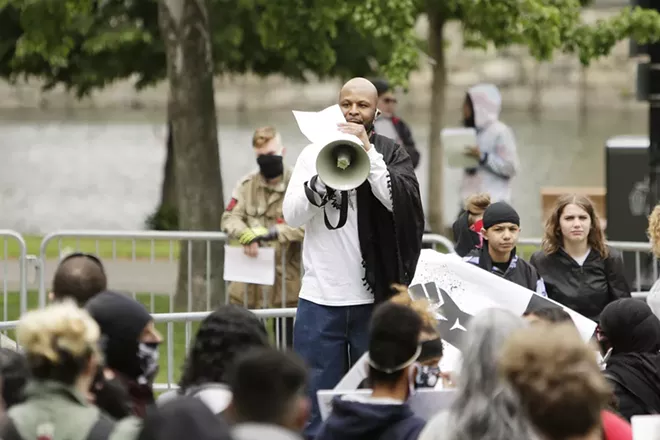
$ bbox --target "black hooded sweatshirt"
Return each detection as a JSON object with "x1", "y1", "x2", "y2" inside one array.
[
  {"x1": 601, "y1": 298, "x2": 660, "y2": 421},
  {"x1": 86, "y1": 290, "x2": 156, "y2": 418},
  {"x1": 315, "y1": 396, "x2": 425, "y2": 440}
]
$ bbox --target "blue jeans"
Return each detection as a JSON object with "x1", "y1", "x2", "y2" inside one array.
[{"x1": 293, "y1": 298, "x2": 373, "y2": 440}]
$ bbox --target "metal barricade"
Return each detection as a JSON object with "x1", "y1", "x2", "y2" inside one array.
[
  {"x1": 38, "y1": 230, "x2": 233, "y2": 312},
  {"x1": 38, "y1": 230, "x2": 298, "y2": 348},
  {"x1": 422, "y1": 233, "x2": 456, "y2": 254},
  {"x1": 0, "y1": 231, "x2": 28, "y2": 325}
]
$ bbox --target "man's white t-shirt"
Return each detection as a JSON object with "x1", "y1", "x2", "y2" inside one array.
[{"x1": 282, "y1": 142, "x2": 393, "y2": 307}]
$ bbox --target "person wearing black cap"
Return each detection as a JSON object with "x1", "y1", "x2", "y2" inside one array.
[
  {"x1": 85, "y1": 290, "x2": 163, "y2": 419},
  {"x1": 370, "y1": 78, "x2": 420, "y2": 169},
  {"x1": 463, "y1": 202, "x2": 546, "y2": 296}
]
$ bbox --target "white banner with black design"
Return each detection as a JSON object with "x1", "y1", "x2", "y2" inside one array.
[{"x1": 331, "y1": 249, "x2": 597, "y2": 395}]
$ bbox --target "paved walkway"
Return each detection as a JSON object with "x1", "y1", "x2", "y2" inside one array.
[{"x1": 0, "y1": 258, "x2": 178, "y2": 294}]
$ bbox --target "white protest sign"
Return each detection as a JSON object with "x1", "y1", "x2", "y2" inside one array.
[{"x1": 333, "y1": 250, "x2": 597, "y2": 396}]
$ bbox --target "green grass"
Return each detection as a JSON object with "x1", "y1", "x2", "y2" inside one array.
[
  {"x1": 0, "y1": 234, "x2": 543, "y2": 261},
  {"x1": 0, "y1": 291, "x2": 281, "y2": 388},
  {"x1": 0, "y1": 235, "x2": 182, "y2": 260}
]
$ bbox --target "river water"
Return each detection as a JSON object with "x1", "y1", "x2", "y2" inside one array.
[{"x1": 0, "y1": 106, "x2": 647, "y2": 237}]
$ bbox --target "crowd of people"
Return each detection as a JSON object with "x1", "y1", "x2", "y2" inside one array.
[
  {"x1": 0, "y1": 76, "x2": 659, "y2": 440},
  {"x1": 0, "y1": 254, "x2": 656, "y2": 440}
]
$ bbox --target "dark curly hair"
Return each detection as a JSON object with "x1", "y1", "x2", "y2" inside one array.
[{"x1": 178, "y1": 305, "x2": 269, "y2": 391}]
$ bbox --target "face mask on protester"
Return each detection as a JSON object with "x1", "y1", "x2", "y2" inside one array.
[
  {"x1": 257, "y1": 154, "x2": 284, "y2": 180},
  {"x1": 415, "y1": 365, "x2": 441, "y2": 389},
  {"x1": 137, "y1": 342, "x2": 160, "y2": 385}
]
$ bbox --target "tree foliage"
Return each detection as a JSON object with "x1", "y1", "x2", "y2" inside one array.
[{"x1": 0, "y1": 0, "x2": 410, "y2": 96}]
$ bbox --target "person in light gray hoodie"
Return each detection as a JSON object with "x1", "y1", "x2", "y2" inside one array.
[{"x1": 460, "y1": 83, "x2": 519, "y2": 205}]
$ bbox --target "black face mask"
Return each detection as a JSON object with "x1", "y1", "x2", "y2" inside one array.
[{"x1": 257, "y1": 154, "x2": 284, "y2": 180}]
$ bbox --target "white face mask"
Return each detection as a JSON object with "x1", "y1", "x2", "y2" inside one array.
[{"x1": 137, "y1": 342, "x2": 160, "y2": 385}]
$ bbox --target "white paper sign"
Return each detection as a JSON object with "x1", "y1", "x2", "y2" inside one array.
[
  {"x1": 223, "y1": 245, "x2": 276, "y2": 286},
  {"x1": 292, "y1": 104, "x2": 363, "y2": 147},
  {"x1": 441, "y1": 127, "x2": 479, "y2": 168},
  {"x1": 318, "y1": 388, "x2": 457, "y2": 421}
]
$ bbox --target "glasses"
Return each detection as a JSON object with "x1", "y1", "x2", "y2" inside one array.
[
  {"x1": 58, "y1": 252, "x2": 106, "y2": 275},
  {"x1": 383, "y1": 97, "x2": 397, "y2": 104}
]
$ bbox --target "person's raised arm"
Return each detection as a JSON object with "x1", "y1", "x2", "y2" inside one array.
[{"x1": 283, "y1": 145, "x2": 326, "y2": 228}]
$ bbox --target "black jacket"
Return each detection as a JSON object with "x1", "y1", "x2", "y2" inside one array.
[
  {"x1": 391, "y1": 117, "x2": 420, "y2": 169},
  {"x1": 529, "y1": 246, "x2": 631, "y2": 321},
  {"x1": 465, "y1": 246, "x2": 545, "y2": 295},
  {"x1": 316, "y1": 396, "x2": 425, "y2": 440},
  {"x1": 452, "y1": 210, "x2": 481, "y2": 257},
  {"x1": 601, "y1": 298, "x2": 660, "y2": 421}
]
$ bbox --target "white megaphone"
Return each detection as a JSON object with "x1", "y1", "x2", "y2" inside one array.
[{"x1": 316, "y1": 132, "x2": 371, "y2": 191}]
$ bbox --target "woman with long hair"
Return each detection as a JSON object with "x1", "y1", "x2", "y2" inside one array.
[
  {"x1": 645, "y1": 203, "x2": 660, "y2": 318},
  {"x1": 530, "y1": 194, "x2": 630, "y2": 321},
  {"x1": 418, "y1": 309, "x2": 536, "y2": 440}
]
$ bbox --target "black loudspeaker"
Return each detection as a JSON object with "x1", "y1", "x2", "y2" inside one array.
[{"x1": 605, "y1": 135, "x2": 654, "y2": 291}]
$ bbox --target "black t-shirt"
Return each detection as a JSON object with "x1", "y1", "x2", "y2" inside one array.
[{"x1": 492, "y1": 260, "x2": 510, "y2": 274}]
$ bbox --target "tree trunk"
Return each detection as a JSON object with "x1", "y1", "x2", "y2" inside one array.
[
  {"x1": 529, "y1": 61, "x2": 542, "y2": 122},
  {"x1": 158, "y1": 0, "x2": 225, "y2": 311},
  {"x1": 578, "y1": 65, "x2": 588, "y2": 135},
  {"x1": 160, "y1": 121, "x2": 177, "y2": 211},
  {"x1": 426, "y1": 8, "x2": 447, "y2": 233}
]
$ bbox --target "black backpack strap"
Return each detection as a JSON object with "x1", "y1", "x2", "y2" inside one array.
[
  {"x1": 0, "y1": 417, "x2": 23, "y2": 440},
  {"x1": 86, "y1": 415, "x2": 115, "y2": 440}
]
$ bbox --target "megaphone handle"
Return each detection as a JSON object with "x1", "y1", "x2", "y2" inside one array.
[{"x1": 304, "y1": 175, "x2": 349, "y2": 230}]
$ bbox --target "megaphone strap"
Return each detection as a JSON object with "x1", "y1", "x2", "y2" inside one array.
[
  {"x1": 304, "y1": 175, "x2": 349, "y2": 230},
  {"x1": 322, "y1": 191, "x2": 348, "y2": 230}
]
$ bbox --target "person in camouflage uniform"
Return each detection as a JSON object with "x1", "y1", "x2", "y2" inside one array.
[{"x1": 221, "y1": 126, "x2": 304, "y2": 310}]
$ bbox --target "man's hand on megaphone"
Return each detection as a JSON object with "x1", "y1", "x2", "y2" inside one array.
[{"x1": 337, "y1": 122, "x2": 372, "y2": 152}]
